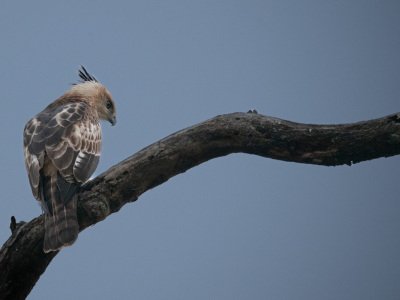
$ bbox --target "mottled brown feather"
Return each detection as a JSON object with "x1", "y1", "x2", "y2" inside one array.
[{"x1": 24, "y1": 91, "x2": 107, "y2": 252}]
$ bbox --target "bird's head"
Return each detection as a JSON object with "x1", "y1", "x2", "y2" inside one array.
[
  {"x1": 93, "y1": 85, "x2": 116, "y2": 126},
  {"x1": 70, "y1": 66, "x2": 117, "y2": 126}
]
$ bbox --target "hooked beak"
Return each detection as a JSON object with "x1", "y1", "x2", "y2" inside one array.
[{"x1": 109, "y1": 116, "x2": 116, "y2": 126}]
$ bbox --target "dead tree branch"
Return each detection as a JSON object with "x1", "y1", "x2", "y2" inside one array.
[{"x1": 1, "y1": 111, "x2": 400, "y2": 299}]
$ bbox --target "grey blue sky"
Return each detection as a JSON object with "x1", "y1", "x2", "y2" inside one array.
[{"x1": 1, "y1": 1, "x2": 399, "y2": 299}]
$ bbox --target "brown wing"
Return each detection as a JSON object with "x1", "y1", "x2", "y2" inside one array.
[
  {"x1": 24, "y1": 101, "x2": 102, "y2": 202},
  {"x1": 24, "y1": 117, "x2": 44, "y2": 200}
]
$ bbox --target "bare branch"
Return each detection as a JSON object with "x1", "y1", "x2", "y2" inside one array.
[{"x1": 1, "y1": 112, "x2": 399, "y2": 299}]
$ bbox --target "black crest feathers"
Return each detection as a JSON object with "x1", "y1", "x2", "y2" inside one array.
[{"x1": 78, "y1": 65, "x2": 98, "y2": 83}]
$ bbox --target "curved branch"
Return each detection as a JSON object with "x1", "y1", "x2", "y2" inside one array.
[{"x1": 1, "y1": 111, "x2": 400, "y2": 299}]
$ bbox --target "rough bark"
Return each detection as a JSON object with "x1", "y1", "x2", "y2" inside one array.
[{"x1": 1, "y1": 111, "x2": 400, "y2": 299}]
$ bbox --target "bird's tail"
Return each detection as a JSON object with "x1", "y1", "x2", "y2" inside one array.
[{"x1": 42, "y1": 174, "x2": 79, "y2": 253}]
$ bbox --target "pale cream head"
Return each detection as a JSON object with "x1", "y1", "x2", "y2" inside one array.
[{"x1": 69, "y1": 81, "x2": 116, "y2": 125}]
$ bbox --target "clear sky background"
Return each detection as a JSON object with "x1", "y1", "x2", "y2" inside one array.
[{"x1": 1, "y1": 1, "x2": 399, "y2": 299}]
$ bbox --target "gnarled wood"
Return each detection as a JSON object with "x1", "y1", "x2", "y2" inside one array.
[{"x1": 1, "y1": 111, "x2": 399, "y2": 299}]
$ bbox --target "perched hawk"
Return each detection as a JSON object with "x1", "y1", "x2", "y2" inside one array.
[{"x1": 23, "y1": 66, "x2": 116, "y2": 253}]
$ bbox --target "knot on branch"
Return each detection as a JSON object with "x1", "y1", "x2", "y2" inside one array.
[
  {"x1": 389, "y1": 113, "x2": 400, "y2": 124},
  {"x1": 9, "y1": 216, "x2": 26, "y2": 234},
  {"x1": 79, "y1": 194, "x2": 110, "y2": 226}
]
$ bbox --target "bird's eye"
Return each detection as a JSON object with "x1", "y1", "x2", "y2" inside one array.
[{"x1": 106, "y1": 100, "x2": 113, "y2": 110}]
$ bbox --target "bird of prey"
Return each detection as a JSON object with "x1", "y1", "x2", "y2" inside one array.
[{"x1": 23, "y1": 66, "x2": 116, "y2": 253}]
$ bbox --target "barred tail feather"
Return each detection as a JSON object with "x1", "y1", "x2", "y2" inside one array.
[
  {"x1": 43, "y1": 197, "x2": 78, "y2": 252},
  {"x1": 42, "y1": 173, "x2": 79, "y2": 253}
]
